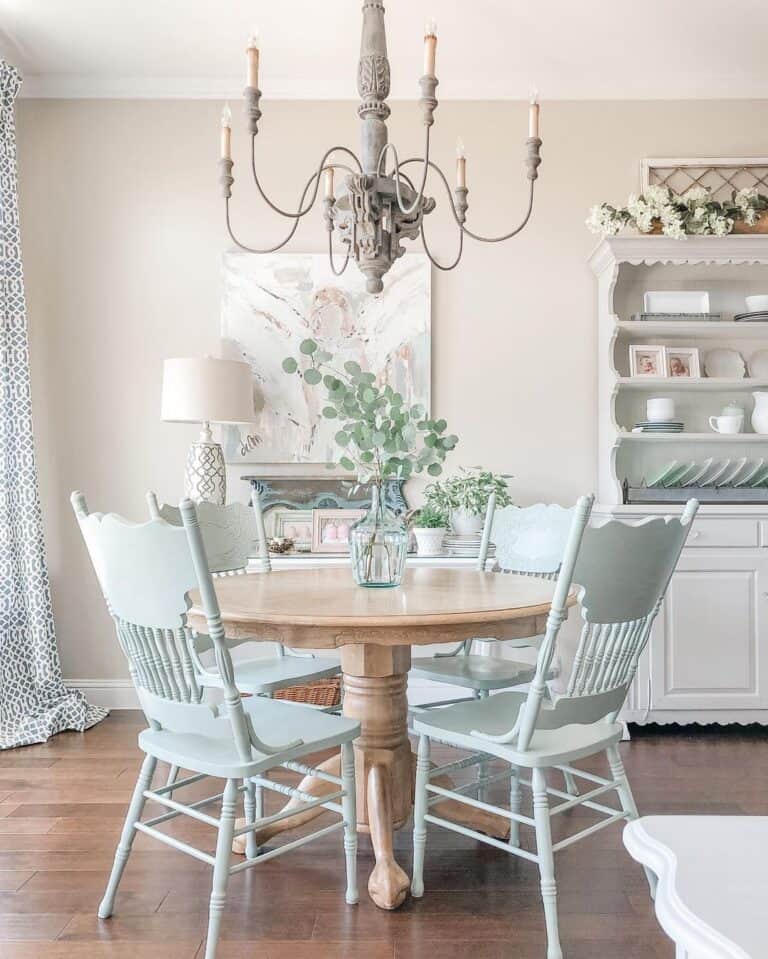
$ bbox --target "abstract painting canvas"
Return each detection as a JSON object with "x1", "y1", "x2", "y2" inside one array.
[{"x1": 220, "y1": 251, "x2": 430, "y2": 464}]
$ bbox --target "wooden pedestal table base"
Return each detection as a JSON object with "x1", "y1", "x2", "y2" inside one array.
[
  {"x1": 188, "y1": 566, "x2": 563, "y2": 910},
  {"x1": 235, "y1": 645, "x2": 511, "y2": 910}
]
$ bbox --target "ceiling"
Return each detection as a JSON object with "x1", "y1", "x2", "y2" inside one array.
[{"x1": 2, "y1": 0, "x2": 768, "y2": 100}]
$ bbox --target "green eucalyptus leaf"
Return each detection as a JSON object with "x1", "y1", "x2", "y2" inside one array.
[
  {"x1": 335, "y1": 430, "x2": 350, "y2": 446},
  {"x1": 282, "y1": 357, "x2": 298, "y2": 374},
  {"x1": 299, "y1": 339, "x2": 318, "y2": 355},
  {"x1": 340, "y1": 456, "x2": 355, "y2": 471},
  {"x1": 434, "y1": 418, "x2": 447, "y2": 433},
  {"x1": 344, "y1": 360, "x2": 362, "y2": 377},
  {"x1": 315, "y1": 350, "x2": 332, "y2": 363},
  {"x1": 410, "y1": 403, "x2": 425, "y2": 420},
  {"x1": 427, "y1": 463, "x2": 442, "y2": 476},
  {"x1": 362, "y1": 387, "x2": 375, "y2": 404},
  {"x1": 360, "y1": 450, "x2": 375, "y2": 463},
  {"x1": 304, "y1": 368, "x2": 322, "y2": 385},
  {"x1": 322, "y1": 406, "x2": 338, "y2": 418},
  {"x1": 424, "y1": 433, "x2": 437, "y2": 447}
]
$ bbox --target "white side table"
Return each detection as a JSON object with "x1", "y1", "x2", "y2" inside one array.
[{"x1": 624, "y1": 816, "x2": 767, "y2": 959}]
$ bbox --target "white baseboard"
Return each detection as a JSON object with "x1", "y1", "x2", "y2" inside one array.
[{"x1": 65, "y1": 677, "x2": 461, "y2": 710}]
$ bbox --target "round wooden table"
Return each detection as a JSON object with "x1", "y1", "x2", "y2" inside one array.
[{"x1": 188, "y1": 566, "x2": 561, "y2": 910}]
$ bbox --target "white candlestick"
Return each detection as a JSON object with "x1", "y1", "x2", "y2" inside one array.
[
  {"x1": 220, "y1": 102, "x2": 232, "y2": 160},
  {"x1": 423, "y1": 19, "x2": 437, "y2": 77},
  {"x1": 324, "y1": 166, "x2": 335, "y2": 199},
  {"x1": 246, "y1": 30, "x2": 260, "y2": 88},
  {"x1": 528, "y1": 88, "x2": 540, "y2": 138},
  {"x1": 456, "y1": 137, "x2": 466, "y2": 189}
]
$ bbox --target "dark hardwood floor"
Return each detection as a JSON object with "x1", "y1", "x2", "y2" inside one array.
[{"x1": 1, "y1": 712, "x2": 765, "y2": 958}]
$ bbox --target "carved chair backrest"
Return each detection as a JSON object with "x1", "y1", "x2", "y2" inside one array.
[
  {"x1": 146, "y1": 490, "x2": 271, "y2": 575},
  {"x1": 511, "y1": 498, "x2": 699, "y2": 752},
  {"x1": 72, "y1": 495, "x2": 294, "y2": 759},
  {"x1": 479, "y1": 496, "x2": 576, "y2": 580}
]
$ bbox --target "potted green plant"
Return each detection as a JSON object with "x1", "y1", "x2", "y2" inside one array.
[
  {"x1": 283, "y1": 340, "x2": 459, "y2": 586},
  {"x1": 410, "y1": 504, "x2": 449, "y2": 556},
  {"x1": 425, "y1": 467, "x2": 512, "y2": 535}
]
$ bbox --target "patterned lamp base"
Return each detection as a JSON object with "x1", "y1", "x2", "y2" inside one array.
[{"x1": 184, "y1": 441, "x2": 226, "y2": 505}]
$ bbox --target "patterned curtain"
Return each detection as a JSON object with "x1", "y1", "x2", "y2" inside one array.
[{"x1": 0, "y1": 61, "x2": 107, "y2": 748}]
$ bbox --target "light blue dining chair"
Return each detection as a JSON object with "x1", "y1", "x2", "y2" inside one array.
[
  {"x1": 73, "y1": 496, "x2": 359, "y2": 959},
  {"x1": 411, "y1": 496, "x2": 699, "y2": 959},
  {"x1": 410, "y1": 493, "x2": 580, "y2": 799},
  {"x1": 146, "y1": 489, "x2": 341, "y2": 702}
]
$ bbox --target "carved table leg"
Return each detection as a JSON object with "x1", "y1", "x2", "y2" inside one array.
[{"x1": 341, "y1": 644, "x2": 413, "y2": 910}]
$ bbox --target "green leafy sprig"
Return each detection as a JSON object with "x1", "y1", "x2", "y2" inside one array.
[
  {"x1": 425, "y1": 467, "x2": 513, "y2": 515},
  {"x1": 282, "y1": 339, "x2": 458, "y2": 485}
]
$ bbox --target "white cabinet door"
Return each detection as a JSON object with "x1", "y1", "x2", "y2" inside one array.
[{"x1": 649, "y1": 552, "x2": 768, "y2": 711}]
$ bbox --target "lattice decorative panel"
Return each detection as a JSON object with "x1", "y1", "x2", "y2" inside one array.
[{"x1": 641, "y1": 157, "x2": 768, "y2": 200}]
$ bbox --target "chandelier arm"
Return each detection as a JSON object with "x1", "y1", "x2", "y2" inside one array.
[
  {"x1": 223, "y1": 171, "x2": 317, "y2": 253},
  {"x1": 397, "y1": 157, "x2": 537, "y2": 242},
  {"x1": 377, "y1": 127, "x2": 431, "y2": 216},
  {"x1": 327, "y1": 232, "x2": 351, "y2": 276},
  {"x1": 250, "y1": 139, "x2": 362, "y2": 220},
  {"x1": 420, "y1": 222, "x2": 464, "y2": 271}
]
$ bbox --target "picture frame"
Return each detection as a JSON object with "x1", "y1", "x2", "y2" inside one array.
[
  {"x1": 269, "y1": 508, "x2": 313, "y2": 552},
  {"x1": 665, "y1": 346, "x2": 700, "y2": 379},
  {"x1": 629, "y1": 344, "x2": 666, "y2": 377},
  {"x1": 311, "y1": 509, "x2": 365, "y2": 553}
]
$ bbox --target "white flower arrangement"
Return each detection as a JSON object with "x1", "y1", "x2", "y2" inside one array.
[{"x1": 587, "y1": 186, "x2": 767, "y2": 238}]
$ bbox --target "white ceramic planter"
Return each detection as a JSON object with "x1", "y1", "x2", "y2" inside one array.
[
  {"x1": 412, "y1": 527, "x2": 446, "y2": 555},
  {"x1": 450, "y1": 509, "x2": 484, "y2": 536}
]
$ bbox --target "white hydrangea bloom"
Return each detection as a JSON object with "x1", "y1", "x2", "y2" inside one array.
[
  {"x1": 745, "y1": 207, "x2": 759, "y2": 226},
  {"x1": 586, "y1": 204, "x2": 621, "y2": 235},
  {"x1": 735, "y1": 187, "x2": 758, "y2": 211},
  {"x1": 686, "y1": 186, "x2": 710, "y2": 203},
  {"x1": 708, "y1": 213, "x2": 733, "y2": 237}
]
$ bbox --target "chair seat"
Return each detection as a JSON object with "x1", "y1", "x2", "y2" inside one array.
[
  {"x1": 199, "y1": 655, "x2": 340, "y2": 694},
  {"x1": 139, "y1": 695, "x2": 359, "y2": 778},
  {"x1": 413, "y1": 690, "x2": 623, "y2": 767},
  {"x1": 410, "y1": 653, "x2": 536, "y2": 690}
]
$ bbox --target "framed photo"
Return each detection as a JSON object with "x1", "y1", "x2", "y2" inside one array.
[
  {"x1": 666, "y1": 346, "x2": 700, "y2": 379},
  {"x1": 269, "y1": 508, "x2": 313, "y2": 552},
  {"x1": 311, "y1": 509, "x2": 365, "y2": 553},
  {"x1": 629, "y1": 344, "x2": 665, "y2": 377}
]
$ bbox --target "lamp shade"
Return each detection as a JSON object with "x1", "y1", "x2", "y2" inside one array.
[{"x1": 161, "y1": 357, "x2": 254, "y2": 424}]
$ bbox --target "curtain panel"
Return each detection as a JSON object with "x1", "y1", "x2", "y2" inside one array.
[{"x1": 0, "y1": 60, "x2": 107, "y2": 748}]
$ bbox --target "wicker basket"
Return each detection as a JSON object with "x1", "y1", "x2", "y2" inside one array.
[{"x1": 273, "y1": 675, "x2": 342, "y2": 707}]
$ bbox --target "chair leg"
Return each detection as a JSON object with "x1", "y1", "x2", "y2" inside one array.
[
  {"x1": 476, "y1": 689, "x2": 490, "y2": 802},
  {"x1": 607, "y1": 744, "x2": 657, "y2": 900},
  {"x1": 509, "y1": 764, "x2": 521, "y2": 847},
  {"x1": 563, "y1": 770, "x2": 579, "y2": 796},
  {"x1": 532, "y1": 767, "x2": 563, "y2": 959},
  {"x1": 341, "y1": 741, "x2": 358, "y2": 905},
  {"x1": 98, "y1": 754, "x2": 157, "y2": 919},
  {"x1": 411, "y1": 734, "x2": 431, "y2": 898},
  {"x1": 204, "y1": 777, "x2": 237, "y2": 959},
  {"x1": 242, "y1": 778, "x2": 259, "y2": 860},
  {"x1": 165, "y1": 764, "x2": 179, "y2": 800}
]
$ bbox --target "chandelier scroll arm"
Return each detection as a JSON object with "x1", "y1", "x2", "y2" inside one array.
[
  {"x1": 224, "y1": 171, "x2": 316, "y2": 254},
  {"x1": 396, "y1": 158, "x2": 464, "y2": 270},
  {"x1": 250, "y1": 140, "x2": 362, "y2": 220},
  {"x1": 378, "y1": 127, "x2": 431, "y2": 217}
]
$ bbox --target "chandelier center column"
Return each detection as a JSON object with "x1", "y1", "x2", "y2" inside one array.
[{"x1": 357, "y1": 1, "x2": 391, "y2": 174}]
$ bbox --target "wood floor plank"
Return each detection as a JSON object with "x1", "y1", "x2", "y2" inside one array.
[{"x1": 0, "y1": 712, "x2": 761, "y2": 959}]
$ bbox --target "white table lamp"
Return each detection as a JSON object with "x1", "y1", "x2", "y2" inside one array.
[{"x1": 161, "y1": 356, "x2": 254, "y2": 504}]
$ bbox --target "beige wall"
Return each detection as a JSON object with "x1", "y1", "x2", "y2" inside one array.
[{"x1": 15, "y1": 97, "x2": 768, "y2": 682}]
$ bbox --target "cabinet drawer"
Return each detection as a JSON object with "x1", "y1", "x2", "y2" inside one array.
[{"x1": 686, "y1": 519, "x2": 758, "y2": 548}]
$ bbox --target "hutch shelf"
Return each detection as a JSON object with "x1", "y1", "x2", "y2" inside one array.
[{"x1": 590, "y1": 235, "x2": 768, "y2": 725}]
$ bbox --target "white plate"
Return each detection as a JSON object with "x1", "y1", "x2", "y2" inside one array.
[
  {"x1": 735, "y1": 459, "x2": 764, "y2": 487},
  {"x1": 748, "y1": 350, "x2": 768, "y2": 378},
  {"x1": 682, "y1": 458, "x2": 714, "y2": 487},
  {"x1": 751, "y1": 464, "x2": 768, "y2": 488},
  {"x1": 643, "y1": 291, "x2": 710, "y2": 313},
  {"x1": 662, "y1": 462, "x2": 696, "y2": 487},
  {"x1": 700, "y1": 459, "x2": 730, "y2": 487},
  {"x1": 704, "y1": 349, "x2": 746, "y2": 379},
  {"x1": 646, "y1": 460, "x2": 679, "y2": 488},
  {"x1": 717, "y1": 457, "x2": 748, "y2": 488}
]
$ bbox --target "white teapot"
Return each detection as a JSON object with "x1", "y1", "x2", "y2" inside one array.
[{"x1": 752, "y1": 392, "x2": 768, "y2": 434}]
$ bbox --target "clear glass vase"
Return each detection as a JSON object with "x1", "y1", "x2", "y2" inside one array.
[{"x1": 349, "y1": 483, "x2": 408, "y2": 588}]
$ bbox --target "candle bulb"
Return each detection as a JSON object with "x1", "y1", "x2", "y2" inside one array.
[
  {"x1": 423, "y1": 18, "x2": 437, "y2": 77},
  {"x1": 528, "y1": 88, "x2": 540, "y2": 139},
  {"x1": 220, "y1": 102, "x2": 232, "y2": 160},
  {"x1": 324, "y1": 166, "x2": 334, "y2": 199},
  {"x1": 456, "y1": 137, "x2": 466, "y2": 189},
  {"x1": 246, "y1": 29, "x2": 260, "y2": 88}
]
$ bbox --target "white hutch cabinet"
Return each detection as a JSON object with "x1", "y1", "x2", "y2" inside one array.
[{"x1": 590, "y1": 235, "x2": 768, "y2": 724}]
